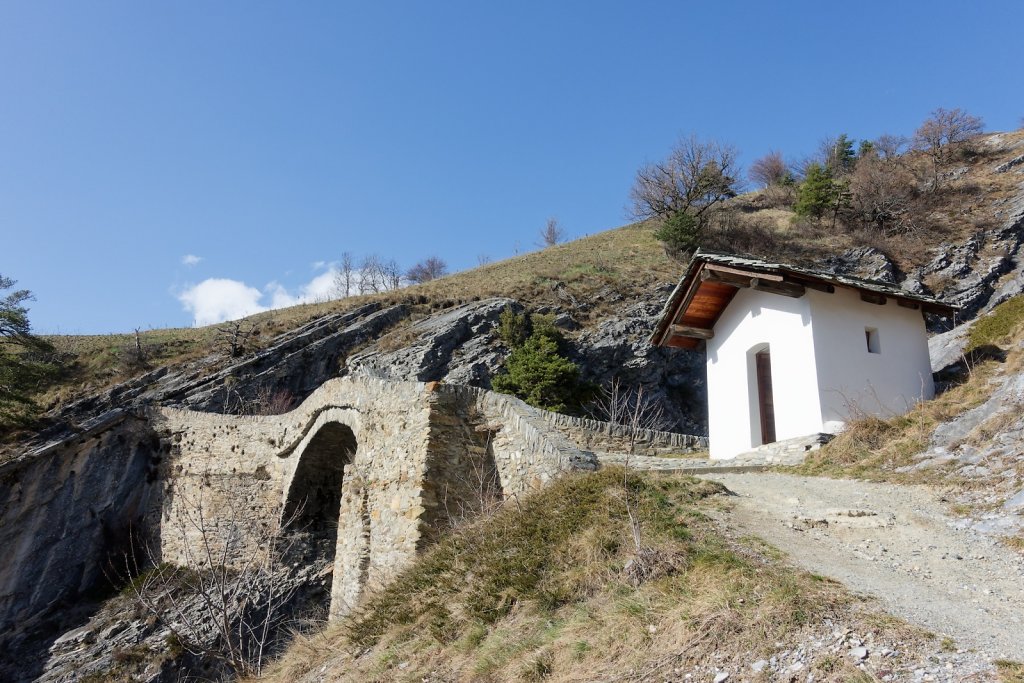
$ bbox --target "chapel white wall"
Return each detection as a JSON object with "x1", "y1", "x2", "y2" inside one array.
[
  {"x1": 808, "y1": 288, "x2": 934, "y2": 432},
  {"x1": 705, "y1": 288, "x2": 823, "y2": 460}
]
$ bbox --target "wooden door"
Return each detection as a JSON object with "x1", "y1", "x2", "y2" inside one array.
[{"x1": 755, "y1": 350, "x2": 776, "y2": 445}]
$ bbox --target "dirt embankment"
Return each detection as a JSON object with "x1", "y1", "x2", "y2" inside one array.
[{"x1": 703, "y1": 472, "x2": 1024, "y2": 661}]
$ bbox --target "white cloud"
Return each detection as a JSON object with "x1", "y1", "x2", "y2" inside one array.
[
  {"x1": 266, "y1": 269, "x2": 339, "y2": 308},
  {"x1": 181, "y1": 254, "x2": 203, "y2": 267},
  {"x1": 177, "y1": 269, "x2": 342, "y2": 326},
  {"x1": 178, "y1": 278, "x2": 267, "y2": 326}
]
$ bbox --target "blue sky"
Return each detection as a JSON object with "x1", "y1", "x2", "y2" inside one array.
[{"x1": 2, "y1": 1, "x2": 1022, "y2": 333}]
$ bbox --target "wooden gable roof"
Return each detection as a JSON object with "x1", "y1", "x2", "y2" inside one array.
[{"x1": 651, "y1": 251, "x2": 957, "y2": 350}]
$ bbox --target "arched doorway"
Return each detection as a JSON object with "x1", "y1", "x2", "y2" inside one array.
[{"x1": 283, "y1": 422, "x2": 357, "y2": 560}]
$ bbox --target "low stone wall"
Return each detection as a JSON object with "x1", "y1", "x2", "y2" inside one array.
[{"x1": 539, "y1": 411, "x2": 707, "y2": 456}]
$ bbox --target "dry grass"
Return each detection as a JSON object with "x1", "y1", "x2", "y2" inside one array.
[
  {"x1": 1001, "y1": 535, "x2": 1024, "y2": 555},
  {"x1": 997, "y1": 660, "x2": 1024, "y2": 683},
  {"x1": 793, "y1": 360, "x2": 1000, "y2": 485},
  {"x1": 254, "y1": 469, "x2": 930, "y2": 683}
]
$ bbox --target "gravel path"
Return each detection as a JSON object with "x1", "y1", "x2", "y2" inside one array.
[{"x1": 700, "y1": 472, "x2": 1024, "y2": 661}]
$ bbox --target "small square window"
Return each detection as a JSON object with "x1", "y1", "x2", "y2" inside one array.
[{"x1": 865, "y1": 327, "x2": 881, "y2": 354}]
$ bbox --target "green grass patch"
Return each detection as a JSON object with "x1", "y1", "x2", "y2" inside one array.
[{"x1": 967, "y1": 294, "x2": 1024, "y2": 352}]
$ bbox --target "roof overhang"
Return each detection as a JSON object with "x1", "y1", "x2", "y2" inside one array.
[{"x1": 651, "y1": 250, "x2": 958, "y2": 350}]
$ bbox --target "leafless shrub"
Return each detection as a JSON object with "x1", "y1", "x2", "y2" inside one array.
[
  {"x1": 121, "y1": 327, "x2": 155, "y2": 372},
  {"x1": 701, "y1": 214, "x2": 785, "y2": 258},
  {"x1": 848, "y1": 152, "x2": 919, "y2": 235},
  {"x1": 123, "y1": 484, "x2": 303, "y2": 677},
  {"x1": 406, "y1": 256, "x2": 448, "y2": 284},
  {"x1": 748, "y1": 150, "x2": 789, "y2": 188},
  {"x1": 589, "y1": 379, "x2": 667, "y2": 559},
  {"x1": 623, "y1": 545, "x2": 686, "y2": 587},
  {"x1": 761, "y1": 182, "x2": 797, "y2": 208},
  {"x1": 216, "y1": 320, "x2": 259, "y2": 358},
  {"x1": 441, "y1": 429, "x2": 508, "y2": 528},
  {"x1": 476, "y1": 253, "x2": 492, "y2": 266},
  {"x1": 538, "y1": 217, "x2": 565, "y2": 247},
  {"x1": 246, "y1": 386, "x2": 295, "y2": 415}
]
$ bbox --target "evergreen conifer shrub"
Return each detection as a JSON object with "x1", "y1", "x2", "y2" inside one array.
[{"x1": 492, "y1": 313, "x2": 588, "y2": 412}]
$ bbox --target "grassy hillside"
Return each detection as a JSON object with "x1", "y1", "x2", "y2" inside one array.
[
  {"x1": 255, "y1": 469, "x2": 931, "y2": 682},
  {"x1": 28, "y1": 221, "x2": 676, "y2": 415}
]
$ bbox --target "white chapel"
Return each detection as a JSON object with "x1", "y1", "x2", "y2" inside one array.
[{"x1": 652, "y1": 251, "x2": 955, "y2": 460}]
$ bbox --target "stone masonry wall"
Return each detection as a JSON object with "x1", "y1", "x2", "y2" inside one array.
[
  {"x1": 153, "y1": 376, "x2": 600, "y2": 620},
  {"x1": 538, "y1": 412, "x2": 708, "y2": 456}
]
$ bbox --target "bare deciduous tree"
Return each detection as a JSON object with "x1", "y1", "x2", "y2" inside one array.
[
  {"x1": 333, "y1": 252, "x2": 356, "y2": 298},
  {"x1": 629, "y1": 135, "x2": 742, "y2": 224},
  {"x1": 476, "y1": 253, "x2": 492, "y2": 266},
  {"x1": 538, "y1": 217, "x2": 565, "y2": 247},
  {"x1": 380, "y1": 258, "x2": 403, "y2": 291},
  {"x1": 215, "y1": 320, "x2": 259, "y2": 358},
  {"x1": 914, "y1": 107, "x2": 985, "y2": 152},
  {"x1": 358, "y1": 254, "x2": 383, "y2": 294},
  {"x1": 874, "y1": 133, "x2": 909, "y2": 159},
  {"x1": 406, "y1": 256, "x2": 448, "y2": 284},
  {"x1": 914, "y1": 107, "x2": 985, "y2": 185},
  {"x1": 748, "y1": 150, "x2": 789, "y2": 188}
]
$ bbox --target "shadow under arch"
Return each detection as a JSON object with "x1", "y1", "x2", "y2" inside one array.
[{"x1": 283, "y1": 421, "x2": 357, "y2": 560}]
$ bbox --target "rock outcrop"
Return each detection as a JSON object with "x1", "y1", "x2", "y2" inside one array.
[
  {"x1": 573, "y1": 289, "x2": 706, "y2": 435},
  {"x1": 345, "y1": 298, "x2": 519, "y2": 387}
]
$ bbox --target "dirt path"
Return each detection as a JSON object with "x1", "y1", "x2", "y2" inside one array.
[{"x1": 699, "y1": 472, "x2": 1024, "y2": 661}]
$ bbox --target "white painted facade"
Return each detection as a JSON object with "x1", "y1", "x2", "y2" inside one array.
[{"x1": 706, "y1": 287, "x2": 934, "y2": 460}]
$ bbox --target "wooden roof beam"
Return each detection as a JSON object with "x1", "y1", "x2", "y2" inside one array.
[
  {"x1": 704, "y1": 263, "x2": 783, "y2": 281},
  {"x1": 751, "y1": 278, "x2": 805, "y2": 298},
  {"x1": 670, "y1": 324, "x2": 714, "y2": 340},
  {"x1": 860, "y1": 291, "x2": 887, "y2": 306},
  {"x1": 701, "y1": 270, "x2": 805, "y2": 298},
  {"x1": 796, "y1": 279, "x2": 836, "y2": 294}
]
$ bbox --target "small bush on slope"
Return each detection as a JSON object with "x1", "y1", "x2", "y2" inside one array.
[
  {"x1": 492, "y1": 314, "x2": 591, "y2": 413},
  {"x1": 258, "y1": 469, "x2": 928, "y2": 683}
]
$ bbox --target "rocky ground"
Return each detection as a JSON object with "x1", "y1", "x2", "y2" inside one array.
[{"x1": 3, "y1": 550, "x2": 333, "y2": 683}]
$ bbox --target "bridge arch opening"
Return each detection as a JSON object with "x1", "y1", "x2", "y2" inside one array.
[{"x1": 283, "y1": 422, "x2": 357, "y2": 560}]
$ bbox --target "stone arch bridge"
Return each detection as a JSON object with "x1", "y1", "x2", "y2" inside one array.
[
  {"x1": 0, "y1": 376, "x2": 704, "y2": 637},
  {"x1": 153, "y1": 376, "x2": 604, "y2": 618}
]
